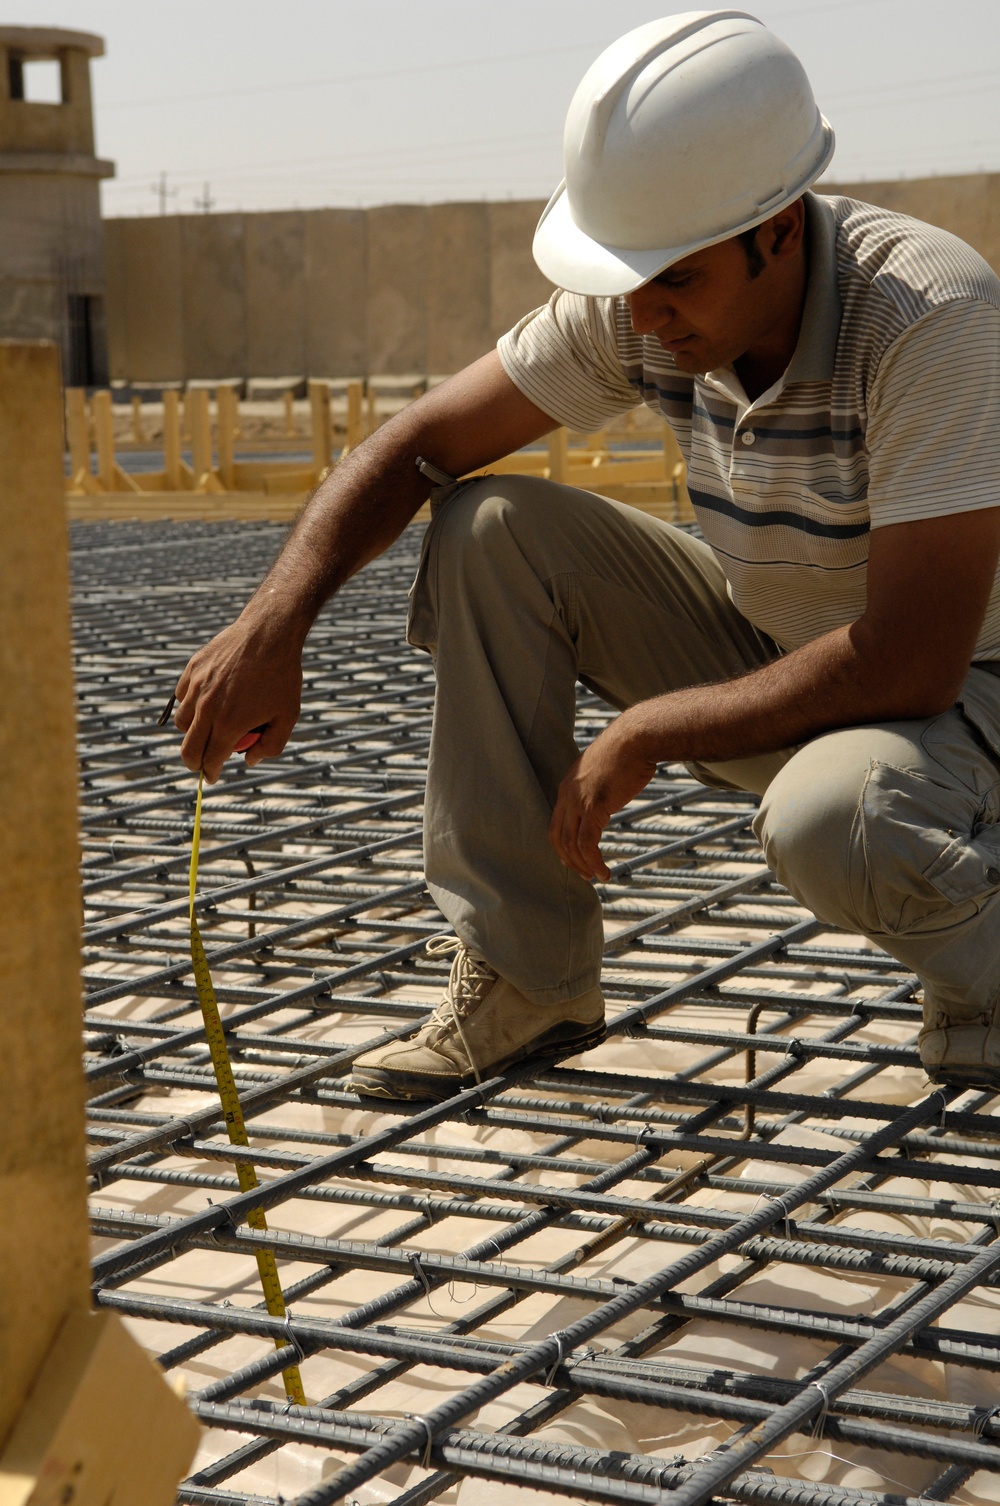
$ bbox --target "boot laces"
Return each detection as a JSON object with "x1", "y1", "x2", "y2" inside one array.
[{"x1": 424, "y1": 936, "x2": 497, "y2": 1082}]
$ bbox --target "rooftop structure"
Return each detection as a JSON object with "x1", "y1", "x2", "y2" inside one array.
[{"x1": 0, "y1": 25, "x2": 114, "y2": 384}]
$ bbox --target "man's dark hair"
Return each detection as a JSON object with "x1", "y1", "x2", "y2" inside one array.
[{"x1": 737, "y1": 226, "x2": 766, "y2": 279}]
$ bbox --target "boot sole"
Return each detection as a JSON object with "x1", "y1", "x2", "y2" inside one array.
[
  {"x1": 926, "y1": 1064, "x2": 1000, "y2": 1094},
  {"x1": 351, "y1": 1019, "x2": 607, "y2": 1103}
]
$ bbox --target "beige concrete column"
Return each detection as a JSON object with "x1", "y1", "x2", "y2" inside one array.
[
  {"x1": 0, "y1": 341, "x2": 198, "y2": 1501},
  {"x1": 0, "y1": 339, "x2": 90, "y2": 1446}
]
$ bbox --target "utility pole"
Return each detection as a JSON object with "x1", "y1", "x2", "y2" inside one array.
[
  {"x1": 193, "y1": 181, "x2": 215, "y2": 213},
  {"x1": 151, "y1": 171, "x2": 178, "y2": 215}
]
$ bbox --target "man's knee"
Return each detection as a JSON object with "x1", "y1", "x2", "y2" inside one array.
[
  {"x1": 428, "y1": 475, "x2": 566, "y2": 569},
  {"x1": 754, "y1": 738, "x2": 868, "y2": 930},
  {"x1": 409, "y1": 476, "x2": 577, "y2": 652}
]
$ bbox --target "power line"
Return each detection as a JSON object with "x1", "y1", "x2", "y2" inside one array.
[
  {"x1": 98, "y1": 39, "x2": 610, "y2": 112},
  {"x1": 107, "y1": 130, "x2": 562, "y2": 186},
  {"x1": 102, "y1": 66, "x2": 999, "y2": 196}
]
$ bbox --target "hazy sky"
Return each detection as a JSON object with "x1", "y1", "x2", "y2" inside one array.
[{"x1": 15, "y1": 0, "x2": 1000, "y2": 217}]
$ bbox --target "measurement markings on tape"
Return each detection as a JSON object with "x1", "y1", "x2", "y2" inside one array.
[{"x1": 188, "y1": 772, "x2": 306, "y2": 1406}]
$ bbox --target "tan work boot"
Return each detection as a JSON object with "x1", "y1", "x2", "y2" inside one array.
[
  {"x1": 919, "y1": 996, "x2": 1000, "y2": 1092},
  {"x1": 350, "y1": 936, "x2": 605, "y2": 1101}
]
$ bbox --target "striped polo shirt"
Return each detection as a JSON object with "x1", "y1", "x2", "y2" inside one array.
[{"x1": 497, "y1": 193, "x2": 1000, "y2": 657}]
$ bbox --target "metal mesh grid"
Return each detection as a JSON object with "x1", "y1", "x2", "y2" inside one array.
[{"x1": 74, "y1": 520, "x2": 1000, "y2": 1506}]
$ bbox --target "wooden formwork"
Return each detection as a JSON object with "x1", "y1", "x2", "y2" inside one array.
[{"x1": 65, "y1": 380, "x2": 694, "y2": 526}]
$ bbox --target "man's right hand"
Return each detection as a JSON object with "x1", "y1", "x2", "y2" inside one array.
[
  {"x1": 172, "y1": 606, "x2": 305, "y2": 783},
  {"x1": 168, "y1": 352, "x2": 556, "y2": 782}
]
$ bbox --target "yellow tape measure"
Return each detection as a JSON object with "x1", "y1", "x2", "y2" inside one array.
[{"x1": 189, "y1": 774, "x2": 306, "y2": 1406}]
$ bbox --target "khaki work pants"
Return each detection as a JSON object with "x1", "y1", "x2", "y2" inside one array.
[{"x1": 407, "y1": 475, "x2": 1000, "y2": 1031}]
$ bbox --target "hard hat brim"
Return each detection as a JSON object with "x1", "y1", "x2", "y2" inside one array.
[{"x1": 532, "y1": 120, "x2": 835, "y2": 298}]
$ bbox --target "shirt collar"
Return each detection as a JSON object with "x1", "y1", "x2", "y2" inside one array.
[
  {"x1": 784, "y1": 190, "x2": 841, "y2": 384},
  {"x1": 700, "y1": 190, "x2": 842, "y2": 406}
]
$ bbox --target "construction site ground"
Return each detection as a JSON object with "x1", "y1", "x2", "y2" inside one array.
[{"x1": 77, "y1": 517, "x2": 1000, "y2": 1506}]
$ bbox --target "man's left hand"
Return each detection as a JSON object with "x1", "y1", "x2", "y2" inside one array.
[{"x1": 549, "y1": 713, "x2": 659, "y2": 882}]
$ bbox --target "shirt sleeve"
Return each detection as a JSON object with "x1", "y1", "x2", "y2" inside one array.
[
  {"x1": 866, "y1": 299, "x2": 1000, "y2": 529},
  {"x1": 496, "y1": 290, "x2": 641, "y2": 431}
]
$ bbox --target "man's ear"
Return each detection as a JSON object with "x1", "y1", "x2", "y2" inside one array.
[{"x1": 765, "y1": 199, "x2": 806, "y2": 261}]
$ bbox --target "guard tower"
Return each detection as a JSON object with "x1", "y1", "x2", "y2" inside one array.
[{"x1": 0, "y1": 26, "x2": 114, "y2": 385}]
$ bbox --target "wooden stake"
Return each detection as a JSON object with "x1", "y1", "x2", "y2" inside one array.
[
  {"x1": 130, "y1": 393, "x2": 145, "y2": 444},
  {"x1": 547, "y1": 427, "x2": 568, "y2": 485},
  {"x1": 65, "y1": 389, "x2": 89, "y2": 477},
  {"x1": 91, "y1": 390, "x2": 115, "y2": 491},
  {"x1": 345, "y1": 379, "x2": 364, "y2": 454},
  {"x1": 64, "y1": 389, "x2": 100, "y2": 495},
  {"x1": 662, "y1": 421, "x2": 693, "y2": 522},
  {"x1": 189, "y1": 389, "x2": 214, "y2": 491},
  {"x1": 308, "y1": 379, "x2": 332, "y2": 485},
  {"x1": 217, "y1": 387, "x2": 237, "y2": 491},
  {"x1": 283, "y1": 390, "x2": 295, "y2": 438},
  {"x1": 163, "y1": 390, "x2": 183, "y2": 489}
]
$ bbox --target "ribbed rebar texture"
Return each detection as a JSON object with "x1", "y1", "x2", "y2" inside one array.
[{"x1": 76, "y1": 520, "x2": 1000, "y2": 1506}]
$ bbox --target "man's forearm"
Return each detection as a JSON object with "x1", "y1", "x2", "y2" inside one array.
[
  {"x1": 244, "y1": 416, "x2": 434, "y2": 641},
  {"x1": 240, "y1": 351, "x2": 555, "y2": 641},
  {"x1": 622, "y1": 616, "x2": 951, "y2": 767}
]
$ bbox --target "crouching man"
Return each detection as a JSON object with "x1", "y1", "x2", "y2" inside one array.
[{"x1": 171, "y1": 13, "x2": 1000, "y2": 1099}]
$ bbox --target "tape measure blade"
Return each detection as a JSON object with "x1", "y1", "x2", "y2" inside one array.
[{"x1": 189, "y1": 772, "x2": 307, "y2": 1407}]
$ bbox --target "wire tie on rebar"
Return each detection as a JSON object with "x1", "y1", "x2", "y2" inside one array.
[
  {"x1": 545, "y1": 1333, "x2": 567, "y2": 1386},
  {"x1": 405, "y1": 1412, "x2": 435, "y2": 1469},
  {"x1": 635, "y1": 1123, "x2": 655, "y2": 1151},
  {"x1": 990, "y1": 1199, "x2": 1000, "y2": 1238},
  {"x1": 807, "y1": 1381, "x2": 831, "y2": 1438},
  {"x1": 170, "y1": 1115, "x2": 198, "y2": 1147},
  {"x1": 409, "y1": 1252, "x2": 433, "y2": 1299},
  {"x1": 281, "y1": 1311, "x2": 304, "y2": 1366},
  {"x1": 752, "y1": 1192, "x2": 794, "y2": 1243},
  {"x1": 973, "y1": 1403, "x2": 1000, "y2": 1439}
]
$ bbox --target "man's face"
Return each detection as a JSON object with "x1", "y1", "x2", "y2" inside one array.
[{"x1": 625, "y1": 227, "x2": 793, "y2": 376}]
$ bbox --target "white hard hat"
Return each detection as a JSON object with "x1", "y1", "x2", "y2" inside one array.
[{"x1": 533, "y1": 10, "x2": 835, "y2": 296}]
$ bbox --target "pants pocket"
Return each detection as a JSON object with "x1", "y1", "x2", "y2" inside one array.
[
  {"x1": 860, "y1": 761, "x2": 1000, "y2": 935},
  {"x1": 957, "y1": 665, "x2": 1000, "y2": 764}
]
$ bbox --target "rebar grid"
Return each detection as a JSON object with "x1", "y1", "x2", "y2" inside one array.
[{"x1": 73, "y1": 520, "x2": 1000, "y2": 1506}]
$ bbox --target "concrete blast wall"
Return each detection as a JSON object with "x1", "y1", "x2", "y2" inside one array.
[
  {"x1": 105, "y1": 173, "x2": 1000, "y2": 383},
  {"x1": 105, "y1": 200, "x2": 554, "y2": 382}
]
